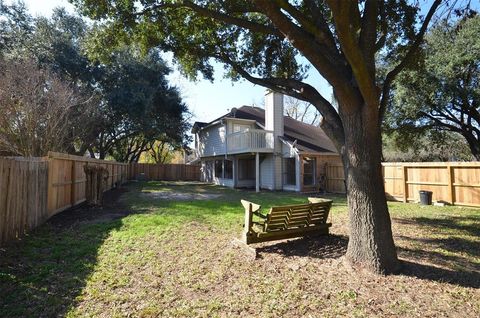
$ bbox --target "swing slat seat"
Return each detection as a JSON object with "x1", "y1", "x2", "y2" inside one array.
[{"x1": 240, "y1": 198, "x2": 332, "y2": 244}]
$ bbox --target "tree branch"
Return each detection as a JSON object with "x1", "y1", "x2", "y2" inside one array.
[
  {"x1": 139, "y1": 1, "x2": 283, "y2": 38},
  {"x1": 359, "y1": 0, "x2": 378, "y2": 75},
  {"x1": 327, "y1": 0, "x2": 378, "y2": 108},
  {"x1": 253, "y1": 1, "x2": 354, "y2": 105},
  {"x1": 379, "y1": 0, "x2": 442, "y2": 124},
  {"x1": 218, "y1": 53, "x2": 345, "y2": 149},
  {"x1": 275, "y1": 0, "x2": 338, "y2": 53}
]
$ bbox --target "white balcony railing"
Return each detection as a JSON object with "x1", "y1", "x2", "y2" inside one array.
[{"x1": 226, "y1": 129, "x2": 274, "y2": 153}]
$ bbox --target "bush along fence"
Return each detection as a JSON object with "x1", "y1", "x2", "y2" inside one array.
[
  {"x1": 325, "y1": 162, "x2": 480, "y2": 207},
  {"x1": 0, "y1": 152, "x2": 201, "y2": 246}
]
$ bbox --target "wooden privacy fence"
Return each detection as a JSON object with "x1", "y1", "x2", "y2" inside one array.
[
  {"x1": 1, "y1": 153, "x2": 201, "y2": 245},
  {"x1": 47, "y1": 152, "x2": 129, "y2": 215},
  {"x1": 0, "y1": 152, "x2": 128, "y2": 245},
  {"x1": 0, "y1": 157, "x2": 48, "y2": 246},
  {"x1": 383, "y1": 162, "x2": 480, "y2": 207},
  {"x1": 325, "y1": 162, "x2": 480, "y2": 207},
  {"x1": 129, "y1": 163, "x2": 200, "y2": 181}
]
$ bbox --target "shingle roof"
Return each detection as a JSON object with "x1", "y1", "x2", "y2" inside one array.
[
  {"x1": 236, "y1": 106, "x2": 337, "y2": 153},
  {"x1": 193, "y1": 105, "x2": 337, "y2": 154}
]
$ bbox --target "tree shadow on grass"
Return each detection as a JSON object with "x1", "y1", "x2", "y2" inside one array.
[
  {"x1": 0, "y1": 188, "x2": 133, "y2": 317},
  {"x1": 256, "y1": 235, "x2": 348, "y2": 260},
  {"x1": 252, "y1": 233, "x2": 480, "y2": 288},
  {"x1": 390, "y1": 213, "x2": 480, "y2": 288},
  {"x1": 415, "y1": 215, "x2": 479, "y2": 236},
  {"x1": 395, "y1": 215, "x2": 480, "y2": 237},
  {"x1": 396, "y1": 235, "x2": 480, "y2": 259},
  {"x1": 399, "y1": 259, "x2": 480, "y2": 289}
]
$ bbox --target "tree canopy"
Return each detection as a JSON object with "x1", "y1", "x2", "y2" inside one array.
[
  {"x1": 385, "y1": 15, "x2": 480, "y2": 160},
  {"x1": 0, "y1": 1, "x2": 190, "y2": 160}
]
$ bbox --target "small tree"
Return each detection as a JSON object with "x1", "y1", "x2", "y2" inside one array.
[
  {"x1": 0, "y1": 58, "x2": 94, "y2": 156},
  {"x1": 284, "y1": 96, "x2": 320, "y2": 125}
]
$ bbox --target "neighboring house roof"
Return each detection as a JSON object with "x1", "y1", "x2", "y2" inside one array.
[
  {"x1": 191, "y1": 122, "x2": 208, "y2": 133},
  {"x1": 194, "y1": 106, "x2": 337, "y2": 154}
]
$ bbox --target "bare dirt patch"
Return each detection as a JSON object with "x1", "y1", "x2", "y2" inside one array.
[
  {"x1": 141, "y1": 190, "x2": 223, "y2": 201},
  {"x1": 47, "y1": 186, "x2": 135, "y2": 227}
]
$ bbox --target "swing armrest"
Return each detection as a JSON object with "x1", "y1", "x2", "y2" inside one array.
[{"x1": 253, "y1": 211, "x2": 267, "y2": 219}]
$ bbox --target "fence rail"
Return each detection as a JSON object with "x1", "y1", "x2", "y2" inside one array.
[{"x1": 325, "y1": 162, "x2": 480, "y2": 207}]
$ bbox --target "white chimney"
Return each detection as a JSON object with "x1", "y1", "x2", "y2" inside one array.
[
  {"x1": 265, "y1": 90, "x2": 284, "y2": 190},
  {"x1": 265, "y1": 90, "x2": 284, "y2": 138}
]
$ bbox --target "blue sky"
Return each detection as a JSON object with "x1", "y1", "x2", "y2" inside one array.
[{"x1": 13, "y1": 0, "x2": 332, "y2": 123}]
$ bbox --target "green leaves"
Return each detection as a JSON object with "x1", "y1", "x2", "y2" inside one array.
[
  {"x1": 385, "y1": 15, "x2": 480, "y2": 160},
  {"x1": 0, "y1": 1, "x2": 190, "y2": 160}
]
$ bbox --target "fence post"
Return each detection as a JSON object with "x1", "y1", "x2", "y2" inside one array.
[
  {"x1": 71, "y1": 160, "x2": 76, "y2": 207},
  {"x1": 402, "y1": 165, "x2": 408, "y2": 203},
  {"x1": 447, "y1": 164, "x2": 455, "y2": 204}
]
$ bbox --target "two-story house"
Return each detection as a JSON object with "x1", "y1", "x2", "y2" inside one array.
[{"x1": 191, "y1": 90, "x2": 342, "y2": 192}]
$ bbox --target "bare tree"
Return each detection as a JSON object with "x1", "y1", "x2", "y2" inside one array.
[
  {"x1": 0, "y1": 58, "x2": 95, "y2": 156},
  {"x1": 148, "y1": 140, "x2": 175, "y2": 164},
  {"x1": 284, "y1": 96, "x2": 321, "y2": 126}
]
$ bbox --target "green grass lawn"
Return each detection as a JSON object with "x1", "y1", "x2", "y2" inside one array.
[{"x1": 1, "y1": 181, "x2": 479, "y2": 317}]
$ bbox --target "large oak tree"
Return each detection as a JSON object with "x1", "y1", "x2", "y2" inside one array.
[{"x1": 71, "y1": 0, "x2": 458, "y2": 274}]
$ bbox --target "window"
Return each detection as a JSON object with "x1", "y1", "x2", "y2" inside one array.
[
  {"x1": 224, "y1": 160, "x2": 233, "y2": 179},
  {"x1": 214, "y1": 159, "x2": 233, "y2": 179},
  {"x1": 204, "y1": 161, "x2": 214, "y2": 182},
  {"x1": 238, "y1": 158, "x2": 255, "y2": 180},
  {"x1": 303, "y1": 157, "x2": 316, "y2": 185},
  {"x1": 215, "y1": 160, "x2": 223, "y2": 178},
  {"x1": 283, "y1": 158, "x2": 296, "y2": 185},
  {"x1": 233, "y1": 124, "x2": 250, "y2": 133}
]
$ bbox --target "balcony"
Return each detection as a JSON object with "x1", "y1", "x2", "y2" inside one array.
[{"x1": 226, "y1": 129, "x2": 274, "y2": 154}]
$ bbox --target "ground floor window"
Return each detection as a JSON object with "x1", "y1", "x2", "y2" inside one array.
[
  {"x1": 213, "y1": 159, "x2": 233, "y2": 179},
  {"x1": 215, "y1": 160, "x2": 223, "y2": 178},
  {"x1": 303, "y1": 157, "x2": 316, "y2": 186},
  {"x1": 224, "y1": 160, "x2": 233, "y2": 179},
  {"x1": 204, "y1": 161, "x2": 214, "y2": 182},
  {"x1": 238, "y1": 158, "x2": 255, "y2": 180},
  {"x1": 283, "y1": 158, "x2": 296, "y2": 185}
]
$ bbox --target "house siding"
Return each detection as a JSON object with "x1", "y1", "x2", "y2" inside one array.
[
  {"x1": 198, "y1": 124, "x2": 226, "y2": 157},
  {"x1": 260, "y1": 154, "x2": 274, "y2": 190},
  {"x1": 214, "y1": 178, "x2": 234, "y2": 187}
]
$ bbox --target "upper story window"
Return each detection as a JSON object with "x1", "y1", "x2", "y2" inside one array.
[{"x1": 233, "y1": 123, "x2": 250, "y2": 133}]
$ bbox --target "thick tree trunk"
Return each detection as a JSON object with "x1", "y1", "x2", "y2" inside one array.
[
  {"x1": 462, "y1": 133, "x2": 480, "y2": 161},
  {"x1": 341, "y1": 106, "x2": 400, "y2": 274}
]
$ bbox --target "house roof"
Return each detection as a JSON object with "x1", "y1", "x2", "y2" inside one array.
[
  {"x1": 191, "y1": 121, "x2": 208, "y2": 133},
  {"x1": 194, "y1": 106, "x2": 337, "y2": 154}
]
